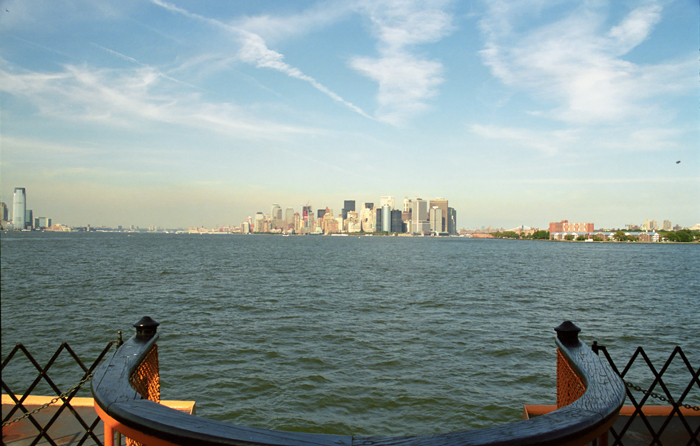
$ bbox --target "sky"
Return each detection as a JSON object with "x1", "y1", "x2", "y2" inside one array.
[{"x1": 1, "y1": 0, "x2": 698, "y2": 230}]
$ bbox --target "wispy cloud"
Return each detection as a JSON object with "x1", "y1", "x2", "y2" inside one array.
[
  {"x1": 235, "y1": 30, "x2": 375, "y2": 120},
  {"x1": 470, "y1": 122, "x2": 686, "y2": 155},
  {"x1": 91, "y1": 42, "x2": 201, "y2": 90},
  {"x1": 0, "y1": 59, "x2": 321, "y2": 140},
  {"x1": 150, "y1": 0, "x2": 373, "y2": 120},
  {"x1": 163, "y1": 0, "x2": 454, "y2": 125},
  {"x1": 0, "y1": 136, "x2": 99, "y2": 156},
  {"x1": 350, "y1": 0, "x2": 453, "y2": 125},
  {"x1": 91, "y1": 43, "x2": 142, "y2": 65},
  {"x1": 358, "y1": 0, "x2": 454, "y2": 50},
  {"x1": 518, "y1": 177, "x2": 698, "y2": 185},
  {"x1": 233, "y1": 2, "x2": 353, "y2": 44},
  {"x1": 478, "y1": 0, "x2": 694, "y2": 125},
  {"x1": 352, "y1": 54, "x2": 443, "y2": 125},
  {"x1": 469, "y1": 124, "x2": 579, "y2": 155}
]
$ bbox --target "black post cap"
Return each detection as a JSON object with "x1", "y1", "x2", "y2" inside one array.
[
  {"x1": 133, "y1": 316, "x2": 160, "y2": 338},
  {"x1": 554, "y1": 321, "x2": 581, "y2": 346}
]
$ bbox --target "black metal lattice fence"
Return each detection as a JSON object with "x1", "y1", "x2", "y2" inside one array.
[
  {"x1": 593, "y1": 343, "x2": 700, "y2": 446},
  {"x1": 2, "y1": 341, "x2": 115, "y2": 446}
]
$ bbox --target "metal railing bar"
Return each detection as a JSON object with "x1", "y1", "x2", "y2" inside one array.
[
  {"x1": 675, "y1": 348, "x2": 700, "y2": 407},
  {"x1": 594, "y1": 343, "x2": 700, "y2": 446},
  {"x1": 1, "y1": 343, "x2": 23, "y2": 369},
  {"x1": 77, "y1": 414, "x2": 106, "y2": 446},
  {"x1": 40, "y1": 375, "x2": 94, "y2": 442},
  {"x1": 595, "y1": 345, "x2": 656, "y2": 446},
  {"x1": 620, "y1": 347, "x2": 673, "y2": 445},
  {"x1": 19, "y1": 344, "x2": 90, "y2": 446},
  {"x1": 64, "y1": 343, "x2": 92, "y2": 373},
  {"x1": 18, "y1": 343, "x2": 66, "y2": 408},
  {"x1": 637, "y1": 347, "x2": 698, "y2": 444},
  {"x1": 2, "y1": 340, "x2": 116, "y2": 446}
]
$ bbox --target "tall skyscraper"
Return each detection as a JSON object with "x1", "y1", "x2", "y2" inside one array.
[
  {"x1": 448, "y1": 208, "x2": 457, "y2": 235},
  {"x1": 271, "y1": 204, "x2": 282, "y2": 229},
  {"x1": 285, "y1": 208, "x2": 295, "y2": 230},
  {"x1": 342, "y1": 200, "x2": 355, "y2": 221},
  {"x1": 294, "y1": 212, "x2": 301, "y2": 233},
  {"x1": 302, "y1": 205, "x2": 312, "y2": 223},
  {"x1": 254, "y1": 212, "x2": 265, "y2": 232},
  {"x1": 380, "y1": 196, "x2": 395, "y2": 210},
  {"x1": 412, "y1": 198, "x2": 428, "y2": 234},
  {"x1": 360, "y1": 206, "x2": 375, "y2": 232},
  {"x1": 381, "y1": 205, "x2": 391, "y2": 232},
  {"x1": 13, "y1": 188, "x2": 26, "y2": 229},
  {"x1": 429, "y1": 198, "x2": 448, "y2": 233},
  {"x1": 429, "y1": 207, "x2": 443, "y2": 233},
  {"x1": 0, "y1": 202, "x2": 8, "y2": 222},
  {"x1": 390, "y1": 209, "x2": 403, "y2": 233},
  {"x1": 403, "y1": 197, "x2": 412, "y2": 213}
]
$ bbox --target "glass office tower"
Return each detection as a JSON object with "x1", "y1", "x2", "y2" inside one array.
[{"x1": 13, "y1": 187, "x2": 26, "y2": 229}]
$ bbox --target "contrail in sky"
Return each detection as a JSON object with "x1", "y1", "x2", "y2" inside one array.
[
  {"x1": 91, "y1": 42, "x2": 201, "y2": 90},
  {"x1": 150, "y1": 0, "x2": 375, "y2": 121}
]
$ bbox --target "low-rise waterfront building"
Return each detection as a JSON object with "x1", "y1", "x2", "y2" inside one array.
[
  {"x1": 549, "y1": 220, "x2": 594, "y2": 233},
  {"x1": 550, "y1": 231, "x2": 661, "y2": 242},
  {"x1": 35, "y1": 217, "x2": 51, "y2": 229}
]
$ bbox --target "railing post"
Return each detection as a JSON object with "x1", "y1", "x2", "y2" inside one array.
[
  {"x1": 555, "y1": 321, "x2": 581, "y2": 346},
  {"x1": 104, "y1": 423, "x2": 115, "y2": 446},
  {"x1": 133, "y1": 316, "x2": 160, "y2": 338},
  {"x1": 102, "y1": 317, "x2": 160, "y2": 446},
  {"x1": 555, "y1": 321, "x2": 609, "y2": 446},
  {"x1": 555, "y1": 321, "x2": 585, "y2": 410},
  {"x1": 130, "y1": 317, "x2": 161, "y2": 404}
]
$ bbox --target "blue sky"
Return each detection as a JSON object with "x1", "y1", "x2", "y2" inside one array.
[{"x1": 1, "y1": 0, "x2": 698, "y2": 229}]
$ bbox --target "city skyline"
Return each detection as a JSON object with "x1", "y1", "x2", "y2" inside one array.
[
  {"x1": 1, "y1": 1, "x2": 698, "y2": 229},
  {"x1": 2, "y1": 186, "x2": 695, "y2": 233}
]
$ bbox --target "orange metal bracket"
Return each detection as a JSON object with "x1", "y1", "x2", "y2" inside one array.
[{"x1": 94, "y1": 402, "x2": 178, "y2": 446}]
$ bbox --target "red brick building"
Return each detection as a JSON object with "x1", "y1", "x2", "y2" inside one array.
[{"x1": 549, "y1": 220, "x2": 594, "y2": 233}]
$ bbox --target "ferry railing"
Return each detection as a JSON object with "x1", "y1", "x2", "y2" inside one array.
[
  {"x1": 2, "y1": 340, "x2": 115, "y2": 446},
  {"x1": 91, "y1": 319, "x2": 625, "y2": 446},
  {"x1": 592, "y1": 343, "x2": 700, "y2": 445}
]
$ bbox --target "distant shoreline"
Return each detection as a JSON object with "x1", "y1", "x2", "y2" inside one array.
[{"x1": 2, "y1": 230, "x2": 697, "y2": 244}]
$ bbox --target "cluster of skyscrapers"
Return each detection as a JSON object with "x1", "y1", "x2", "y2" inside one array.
[
  {"x1": 242, "y1": 197, "x2": 458, "y2": 236},
  {"x1": 633, "y1": 219, "x2": 675, "y2": 231},
  {"x1": 1, "y1": 188, "x2": 52, "y2": 231}
]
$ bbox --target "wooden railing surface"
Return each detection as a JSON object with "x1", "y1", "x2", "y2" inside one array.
[{"x1": 92, "y1": 320, "x2": 625, "y2": 446}]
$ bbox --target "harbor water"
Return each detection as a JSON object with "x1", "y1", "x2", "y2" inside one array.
[{"x1": 1, "y1": 232, "x2": 698, "y2": 436}]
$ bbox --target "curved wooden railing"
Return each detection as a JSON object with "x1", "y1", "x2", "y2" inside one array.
[{"x1": 92, "y1": 319, "x2": 625, "y2": 446}]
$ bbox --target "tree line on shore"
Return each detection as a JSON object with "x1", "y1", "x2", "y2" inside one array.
[{"x1": 491, "y1": 229, "x2": 699, "y2": 242}]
